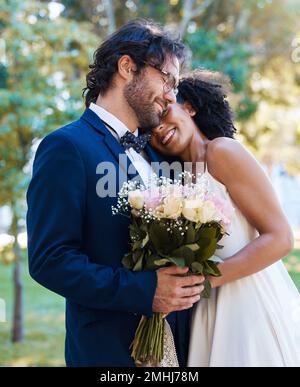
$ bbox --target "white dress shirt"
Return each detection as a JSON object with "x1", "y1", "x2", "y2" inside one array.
[{"x1": 89, "y1": 102, "x2": 156, "y2": 187}]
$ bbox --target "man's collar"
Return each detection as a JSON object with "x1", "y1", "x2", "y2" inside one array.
[{"x1": 89, "y1": 102, "x2": 138, "y2": 138}]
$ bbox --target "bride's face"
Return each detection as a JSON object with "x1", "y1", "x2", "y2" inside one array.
[{"x1": 150, "y1": 102, "x2": 196, "y2": 156}]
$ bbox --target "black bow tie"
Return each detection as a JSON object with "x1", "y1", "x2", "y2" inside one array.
[{"x1": 120, "y1": 131, "x2": 151, "y2": 153}]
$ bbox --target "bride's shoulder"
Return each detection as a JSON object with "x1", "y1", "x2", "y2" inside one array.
[
  {"x1": 207, "y1": 137, "x2": 244, "y2": 156},
  {"x1": 206, "y1": 137, "x2": 253, "y2": 182},
  {"x1": 206, "y1": 137, "x2": 246, "y2": 163}
]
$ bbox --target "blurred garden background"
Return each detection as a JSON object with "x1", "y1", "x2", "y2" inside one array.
[{"x1": 0, "y1": 0, "x2": 300, "y2": 366}]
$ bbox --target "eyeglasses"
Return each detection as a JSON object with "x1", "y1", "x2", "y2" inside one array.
[{"x1": 143, "y1": 62, "x2": 179, "y2": 96}]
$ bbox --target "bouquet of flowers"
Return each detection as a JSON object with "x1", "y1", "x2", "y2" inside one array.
[{"x1": 112, "y1": 173, "x2": 234, "y2": 366}]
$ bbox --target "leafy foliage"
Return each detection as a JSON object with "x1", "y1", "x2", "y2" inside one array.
[
  {"x1": 0, "y1": 0, "x2": 98, "y2": 210},
  {"x1": 122, "y1": 216, "x2": 224, "y2": 298}
]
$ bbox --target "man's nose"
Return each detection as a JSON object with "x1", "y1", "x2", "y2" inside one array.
[{"x1": 163, "y1": 89, "x2": 177, "y2": 104}]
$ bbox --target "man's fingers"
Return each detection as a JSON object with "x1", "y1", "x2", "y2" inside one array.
[
  {"x1": 158, "y1": 266, "x2": 205, "y2": 284},
  {"x1": 183, "y1": 293, "x2": 201, "y2": 304},
  {"x1": 176, "y1": 304, "x2": 194, "y2": 311},
  {"x1": 157, "y1": 266, "x2": 205, "y2": 286},
  {"x1": 177, "y1": 274, "x2": 204, "y2": 287},
  {"x1": 153, "y1": 291, "x2": 202, "y2": 313},
  {"x1": 166, "y1": 295, "x2": 200, "y2": 312},
  {"x1": 171, "y1": 293, "x2": 201, "y2": 307},
  {"x1": 160, "y1": 265, "x2": 189, "y2": 275},
  {"x1": 180, "y1": 285, "x2": 204, "y2": 298}
]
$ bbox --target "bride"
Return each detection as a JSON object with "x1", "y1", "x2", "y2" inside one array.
[{"x1": 150, "y1": 70, "x2": 300, "y2": 366}]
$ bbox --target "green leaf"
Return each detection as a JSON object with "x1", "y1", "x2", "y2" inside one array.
[
  {"x1": 201, "y1": 278, "x2": 212, "y2": 299},
  {"x1": 148, "y1": 221, "x2": 184, "y2": 254},
  {"x1": 132, "y1": 240, "x2": 142, "y2": 251},
  {"x1": 214, "y1": 224, "x2": 225, "y2": 242},
  {"x1": 168, "y1": 226, "x2": 185, "y2": 250},
  {"x1": 203, "y1": 261, "x2": 221, "y2": 277},
  {"x1": 122, "y1": 253, "x2": 134, "y2": 269},
  {"x1": 167, "y1": 257, "x2": 186, "y2": 267},
  {"x1": 191, "y1": 261, "x2": 203, "y2": 274},
  {"x1": 185, "y1": 222, "x2": 196, "y2": 244},
  {"x1": 141, "y1": 233, "x2": 149, "y2": 248},
  {"x1": 132, "y1": 249, "x2": 143, "y2": 262},
  {"x1": 153, "y1": 258, "x2": 171, "y2": 267},
  {"x1": 196, "y1": 224, "x2": 217, "y2": 241},
  {"x1": 185, "y1": 243, "x2": 199, "y2": 252},
  {"x1": 129, "y1": 221, "x2": 147, "y2": 246},
  {"x1": 153, "y1": 256, "x2": 185, "y2": 268},
  {"x1": 196, "y1": 238, "x2": 218, "y2": 262},
  {"x1": 133, "y1": 254, "x2": 144, "y2": 272},
  {"x1": 170, "y1": 245, "x2": 195, "y2": 266},
  {"x1": 144, "y1": 254, "x2": 161, "y2": 271},
  {"x1": 195, "y1": 222, "x2": 202, "y2": 231},
  {"x1": 148, "y1": 222, "x2": 172, "y2": 254}
]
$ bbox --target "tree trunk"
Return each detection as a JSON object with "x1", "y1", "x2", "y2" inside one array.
[
  {"x1": 179, "y1": 0, "x2": 194, "y2": 38},
  {"x1": 179, "y1": 0, "x2": 214, "y2": 38},
  {"x1": 11, "y1": 205, "x2": 24, "y2": 343},
  {"x1": 104, "y1": 0, "x2": 116, "y2": 34}
]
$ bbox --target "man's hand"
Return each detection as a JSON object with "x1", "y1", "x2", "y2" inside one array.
[{"x1": 152, "y1": 265, "x2": 205, "y2": 314}]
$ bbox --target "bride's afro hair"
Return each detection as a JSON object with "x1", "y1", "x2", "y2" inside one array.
[{"x1": 177, "y1": 69, "x2": 237, "y2": 139}]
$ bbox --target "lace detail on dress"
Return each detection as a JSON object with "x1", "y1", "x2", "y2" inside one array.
[
  {"x1": 159, "y1": 319, "x2": 179, "y2": 367},
  {"x1": 135, "y1": 319, "x2": 179, "y2": 367}
]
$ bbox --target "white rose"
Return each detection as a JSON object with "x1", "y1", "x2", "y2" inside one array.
[
  {"x1": 199, "y1": 200, "x2": 220, "y2": 223},
  {"x1": 128, "y1": 190, "x2": 144, "y2": 210},
  {"x1": 153, "y1": 204, "x2": 165, "y2": 219},
  {"x1": 163, "y1": 196, "x2": 183, "y2": 219},
  {"x1": 154, "y1": 196, "x2": 182, "y2": 219},
  {"x1": 182, "y1": 198, "x2": 203, "y2": 222}
]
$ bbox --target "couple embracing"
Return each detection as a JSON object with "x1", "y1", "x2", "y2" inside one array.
[{"x1": 27, "y1": 19, "x2": 300, "y2": 367}]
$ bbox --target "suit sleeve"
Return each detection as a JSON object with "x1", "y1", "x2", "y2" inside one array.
[{"x1": 26, "y1": 131, "x2": 157, "y2": 316}]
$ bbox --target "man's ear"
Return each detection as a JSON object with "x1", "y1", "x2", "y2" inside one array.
[
  {"x1": 183, "y1": 101, "x2": 196, "y2": 117},
  {"x1": 117, "y1": 55, "x2": 137, "y2": 80}
]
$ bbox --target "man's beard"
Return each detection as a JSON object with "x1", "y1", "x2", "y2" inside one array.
[{"x1": 124, "y1": 75, "x2": 164, "y2": 132}]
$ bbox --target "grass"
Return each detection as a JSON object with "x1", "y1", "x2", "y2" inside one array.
[
  {"x1": 0, "y1": 250, "x2": 300, "y2": 367},
  {"x1": 0, "y1": 261, "x2": 65, "y2": 366},
  {"x1": 283, "y1": 248, "x2": 300, "y2": 290}
]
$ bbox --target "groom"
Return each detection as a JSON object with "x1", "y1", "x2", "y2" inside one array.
[{"x1": 26, "y1": 19, "x2": 204, "y2": 367}]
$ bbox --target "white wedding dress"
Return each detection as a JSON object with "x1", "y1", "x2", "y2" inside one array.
[{"x1": 188, "y1": 169, "x2": 300, "y2": 367}]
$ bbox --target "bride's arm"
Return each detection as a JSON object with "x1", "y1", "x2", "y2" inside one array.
[{"x1": 206, "y1": 137, "x2": 294, "y2": 288}]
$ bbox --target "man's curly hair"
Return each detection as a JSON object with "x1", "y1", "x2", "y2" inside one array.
[
  {"x1": 83, "y1": 19, "x2": 187, "y2": 107},
  {"x1": 177, "y1": 70, "x2": 237, "y2": 139}
]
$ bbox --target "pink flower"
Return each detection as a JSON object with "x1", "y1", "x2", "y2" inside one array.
[
  {"x1": 142, "y1": 187, "x2": 162, "y2": 211},
  {"x1": 210, "y1": 196, "x2": 234, "y2": 224}
]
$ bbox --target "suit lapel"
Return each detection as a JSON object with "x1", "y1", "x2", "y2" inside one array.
[
  {"x1": 81, "y1": 109, "x2": 122, "y2": 162},
  {"x1": 81, "y1": 109, "x2": 139, "y2": 181}
]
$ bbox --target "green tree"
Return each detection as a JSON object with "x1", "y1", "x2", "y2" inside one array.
[
  {"x1": 0, "y1": 0, "x2": 98, "y2": 342},
  {"x1": 182, "y1": 0, "x2": 296, "y2": 160}
]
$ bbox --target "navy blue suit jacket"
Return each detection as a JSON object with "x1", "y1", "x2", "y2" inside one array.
[{"x1": 26, "y1": 109, "x2": 190, "y2": 367}]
